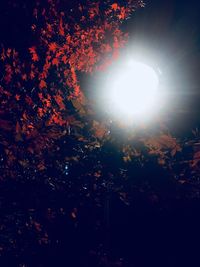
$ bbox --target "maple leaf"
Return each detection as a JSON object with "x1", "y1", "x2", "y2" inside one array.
[
  {"x1": 22, "y1": 74, "x2": 27, "y2": 81},
  {"x1": 54, "y1": 94, "x2": 65, "y2": 110},
  {"x1": 39, "y1": 80, "x2": 47, "y2": 89},
  {"x1": 61, "y1": 55, "x2": 67, "y2": 64},
  {"x1": 111, "y1": 3, "x2": 118, "y2": 11},
  {"x1": 59, "y1": 17, "x2": 65, "y2": 36},
  {"x1": 29, "y1": 47, "x2": 39, "y2": 62},
  {"x1": 71, "y1": 99, "x2": 85, "y2": 115},
  {"x1": 49, "y1": 42, "x2": 57, "y2": 52},
  {"x1": 30, "y1": 70, "x2": 35, "y2": 79},
  {"x1": 22, "y1": 112, "x2": 28, "y2": 121},
  {"x1": 15, "y1": 94, "x2": 20, "y2": 101},
  {"x1": 92, "y1": 120, "x2": 107, "y2": 139},
  {"x1": 118, "y1": 7, "x2": 126, "y2": 20},
  {"x1": 52, "y1": 58, "x2": 59, "y2": 66},
  {"x1": 66, "y1": 35, "x2": 71, "y2": 43},
  {"x1": 37, "y1": 162, "x2": 46, "y2": 171},
  {"x1": 38, "y1": 107, "x2": 44, "y2": 118},
  {"x1": 38, "y1": 93, "x2": 43, "y2": 100},
  {"x1": 44, "y1": 97, "x2": 51, "y2": 108}
]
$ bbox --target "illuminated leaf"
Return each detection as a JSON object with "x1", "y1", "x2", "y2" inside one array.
[
  {"x1": 49, "y1": 42, "x2": 57, "y2": 52},
  {"x1": 39, "y1": 80, "x2": 47, "y2": 89},
  {"x1": 29, "y1": 46, "x2": 39, "y2": 62},
  {"x1": 111, "y1": 3, "x2": 118, "y2": 11}
]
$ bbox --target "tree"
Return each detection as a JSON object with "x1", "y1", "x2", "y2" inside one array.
[
  {"x1": 0, "y1": 0, "x2": 200, "y2": 266},
  {"x1": 0, "y1": 0, "x2": 143, "y2": 179}
]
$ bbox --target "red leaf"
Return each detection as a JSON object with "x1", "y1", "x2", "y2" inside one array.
[
  {"x1": 29, "y1": 47, "x2": 39, "y2": 62},
  {"x1": 49, "y1": 42, "x2": 57, "y2": 52},
  {"x1": 52, "y1": 58, "x2": 59, "y2": 66},
  {"x1": 59, "y1": 17, "x2": 65, "y2": 36},
  {"x1": 111, "y1": 3, "x2": 118, "y2": 11},
  {"x1": 54, "y1": 94, "x2": 65, "y2": 110},
  {"x1": 39, "y1": 80, "x2": 47, "y2": 89},
  {"x1": 15, "y1": 94, "x2": 20, "y2": 101},
  {"x1": 61, "y1": 55, "x2": 67, "y2": 64}
]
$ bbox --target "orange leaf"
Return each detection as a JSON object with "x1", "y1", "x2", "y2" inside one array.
[
  {"x1": 29, "y1": 47, "x2": 39, "y2": 62},
  {"x1": 61, "y1": 55, "x2": 67, "y2": 64},
  {"x1": 54, "y1": 94, "x2": 65, "y2": 110},
  {"x1": 49, "y1": 42, "x2": 57, "y2": 52},
  {"x1": 111, "y1": 3, "x2": 118, "y2": 11},
  {"x1": 52, "y1": 58, "x2": 59, "y2": 66},
  {"x1": 15, "y1": 94, "x2": 20, "y2": 101},
  {"x1": 30, "y1": 70, "x2": 35, "y2": 79},
  {"x1": 59, "y1": 17, "x2": 65, "y2": 36},
  {"x1": 39, "y1": 80, "x2": 47, "y2": 89}
]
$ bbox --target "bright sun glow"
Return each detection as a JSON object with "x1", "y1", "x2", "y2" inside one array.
[{"x1": 107, "y1": 60, "x2": 160, "y2": 121}]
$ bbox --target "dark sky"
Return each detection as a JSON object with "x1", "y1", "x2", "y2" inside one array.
[{"x1": 123, "y1": 0, "x2": 200, "y2": 134}]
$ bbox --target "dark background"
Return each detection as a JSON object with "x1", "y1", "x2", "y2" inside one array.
[{"x1": 125, "y1": 0, "x2": 200, "y2": 136}]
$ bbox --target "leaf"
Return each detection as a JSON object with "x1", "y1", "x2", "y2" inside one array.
[
  {"x1": 49, "y1": 42, "x2": 57, "y2": 52},
  {"x1": 19, "y1": 159, "x2": 29, "y2": 167},
  {"x1": 39, "y1": 80, "x2": 47, "y2": 89},
  {"x1": 30, "y1": 70, "x2": 35, "y2": 79},
  {"x1": 54, "y1": 94, "x2": 65, "y2": 110},
  {"x1": 29, "y1": 46, "x2": 39, "y2": 62},
  {"x1": 37, "y1": 162, "x2": 46, "y2": 171},
  {"x1": 111, "y1": 3, "x2": 118, "y2": 11},
  {"x1": 59, "y1": 17, "x2": 65, "y2": 36},
  {"x1": 52, "y1": 58, "x2": 59, "y2": 66},
  {"x1": 118, "y1": 7, "x2": 126, "y2": 20},
  {"x1": 38, "y1": 108, "x2": 44, "y2": 118},
  {"x1": 61, "y1": 55, "x2": 67, "y2": 64},
  {"x1": 92, "y1": 120, "x2": 107, "y2": 139},
  {"x1": 144, "y1": 134, "x2": 181, "y2": 156},
  {"x1": 71, "y1": 99, "x2": 85, "y2": 115}
]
